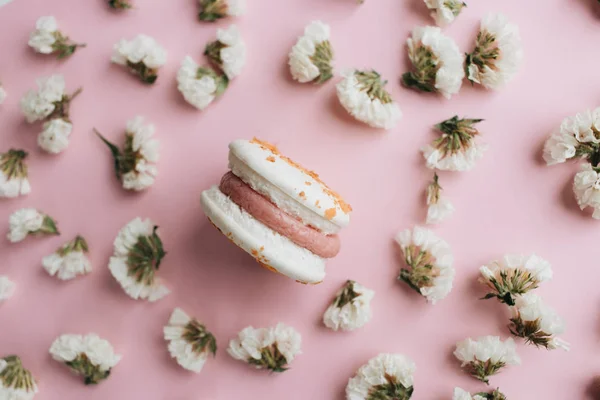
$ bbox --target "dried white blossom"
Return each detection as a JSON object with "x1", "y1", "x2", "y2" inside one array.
[
  {"x1": 108, "y1": 217, "x2": 169, "y2": 301},
  {"x1": 20, "y1": 74, "x2": 65, "y2": 123},
  {"x1": 509, "y1": 293, "x2": 570, "y2": 351},
  {"x1": 346, "y1": 353, "x2": 415, "y2": 400},
  {"x1": 424, "y1": 0, "x2": 466, "y2": 27},
  {"x1": 0, "y1": 149, "x2": 31, "y2": 198},
  {"x1": 49, "y1": 334, "x2": 121, "y2": 384},
  {"x1": 198, "y1": 0, "x2": 245, "y2": 21},
  {"x1": 336, "y1": 69, "x2": 402, "y2": 130},
  {"x1": 112, "y1": 35, "x2": 167, "y2": 84},
  {"x1": 479, "y1": 253, "x2": 552, "y2": 305},
  {"x1": 573, "y1": 163, "x2": 600, "y2": 218},
  {"x1": 38, "y1": 118, "x2": 73, "y2": 154},
  {"x1": 42, "y1": 235, "x2": 91, "y2": 280},
  {"x1": 466, "y1": 13, "x2": 523, "y2": 90},
  {"x1": 395, "y1": 226, "x2": 454, "y2": 304},
  {"x1": 422, "y1": 116, "x2": 486, "y2": 171},
  {"x1": 0, "y1": 276, "x2": 15, "y2": 303},
  {"x1": 228, "y1": 323, "x2": 301, "y2": 372},
  {"x1": 0, "y1": 355, "x2": 38, "y2": 399},
  {"x1": 108, "y1": 0, "x2": 132, "y2": 9},
  {"x1": 454, "y1": 387, "x2": 506, "y2": 400},
  {"x1": 7, "y1": 208, "x2": 59, "y2": 243},
  {"x1": 403, "y1": 26, "x2": 464, "y2": 99},
  {"x1": 454, "y1": 336, "x2": 520, "y2": 383},
  {"x1": 177, "y1": 56, "x2": 228, "y2": 110},
  {"x1": 28, "y1": 16, "x2": 85, "y2": 59},
  {"x1": 164, "y1": 308, "x2": 217, "y2": 373},
  {"x1": 204, "y1": 25, "x2": 246, "y2": 80},
  {"x1": 323, "y1": 280, "x2": 374, "y2": 332},
  {"x1": 425, "y1": 173, "x2": 454, "y2": 224},
  {"x1": 95, "y1": 116, "x2": 159, "y2": 191},
  {"x1": 289, "y1": 21, "x2": 333, "y2": 84}
]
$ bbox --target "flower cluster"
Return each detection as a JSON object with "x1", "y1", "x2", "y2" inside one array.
[
  {"x1": 508, "y1": 293, "x2": 570, "y2": 351},
  {"x1": 7, "y1": 208, "x2": 59, "y2": 243},
  {"x1": 108, "y1": 0, "x2": 132, "y2": 10},
  {"x1": 177, "y1": 57, "x2": 228, "y2": 110},
  {"x1": 346, "y1": 353, "x2": 415, "y2": 400},
  {"x1": 466, "y1": 13, "x2": 523, "y2": 90},
  {"x1": 0, "y1": 355, "x2": 38, "y2": 400},
  {"x1": 0, "y1": 276, "x2": 15, "y2": 303},
  {"x1": 336, "y1": 69, "x2": 402, "y2": 129},
  {"x1": 423, "y1": 0, "x2": 466, "y2": 27},
  {"x1": 42, "y1": 235, "x2": 92, "y2": 280},
  {"x1": 395, "y1": 226, "x2": 454, "y2": 304},
  {"x1": 323, "y1": 280, "x2": 374, "y2": 332},
  {"x1": 289, "y1": 21, "x2": 334, "y2": 84},
  {"x1": 108, "y1": 217, "x2": 169, "y2": 301},
  {"x1": 403, "y1": 26, "x2": 464, "y2": 99},
  {"x1": 454, "y1": 387, "x2": 506, "y2": 400},
  {"x1": 198, "y1": 0, "x2": 245, "y2": 21},
  {"x1": 112, "y1": 35, "x2": 167, "y2": 84},
  {"x1": 96, "y1": 116, "x2": 159, "y2": 191},
  {"x1": 227, "y1": 323, "x2": 301, "y2": 372},
  {"x1": 28, "y1": 16, "x2": 85, "y2": 59},
  {"x1": 205, "y1": 25, "x2": 246, "y2": 80},
  {"x1": 0, "y1": 149, "x2": 30, "y2": 198},
  {"x1": 49, "y1": 334, "x2": 122, "y2": 384},
  {"x1": 453, "y1": 336, "x2": 520, "y2": 384},
  {"x1": 164, "y1": 308, "x2": 217, "y2": 373},
  {"x1": 20, "y1": 74, "x2": 82, "y2": 154},
  {"x1": 425, "y1": 172, "x2": 454, "y2": 224},
  {"x1": 479, "y1": 253, "x2": 552, "y2": 305}
]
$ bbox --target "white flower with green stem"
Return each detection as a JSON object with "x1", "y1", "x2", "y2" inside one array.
[
  {"x1": 28, "y1": 16, "x2": 86, "y2": 59},
  {"x1": 0, "y1": 276, "x2": 15, "y2": 303},
  {"x1": 42, "y1": 235, "x2": 92, "y2": 280},
  {"x1": 49, "y1": 334, "x2": 121, "y2": 385},
  {"x1": 164, "y1": 308, "x2": 217, "y2": 373},
  {"x1": 323, "y1": 280, "x2": 374, "y2": 332},
  {"x1": 177, "y1": 56, "x2": 228, "y2": 110},
  {"x1": 453, "y1": 336, "x2": 520, "y2": 384},
  {"x1": 424, "y1": 0, "x2": 466, "y2": 27},
  {"x1": 454, "y1": 387, "x2": 506, "y2": 400},
  {"x1": 198, "y1": 0, "x2": 245, "y2": 21},
  {"x1": 0, "y1": 149, "x2": 30, "y2": 198},
  {"x1": 479, "y1": 253, "x2": 552, "y2": 306},
  {"x1": 543, "y1": 108, "x2": 600, "y2": 166},
  {"x1": 109, "y1": 217, "x2": 169, "y2": 301},
  {"x1": 425, "y1": 172, "x2": 454, "y2": 224},
  {"x1": 346, "y1": 353, "x2": 415, "y2": 400},
  {"x1": 0, "y1": 355, "x2": 38, "y2": 399},
  {"x1": 7, "y1": 208, "x2": 59, "y2": 243},
  {"x1": 204, "y1": 25, "x2": 246, "y2": 80},
  {"x1": 112, "y1": 35, "x2": 167, "y2": 84},
  {"x1": 289, "y1": 21, "x2": 333, "y2": 84}
]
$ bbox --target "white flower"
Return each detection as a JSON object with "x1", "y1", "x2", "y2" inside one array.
[
  {"x1": 543, "y1": 108, "x2": 600, "y2": 166},
  {"x1": 454, "y1": 336, "x2": 520, "y2": 383},
  {"x1": 177, "y1": 56, "x2": 227, "y2": 110},
  {"x1": 0, "y1": 355, "x2": 38, "y2": 400},
  {"x1": 336, "y1": 69, "x2": 402, "y2": 130},
  {"x1": 96, "y1": 116, "x2": 159, "y2": 191},
  {"x1": 227, "y1": 323, "x2": 301, "y2": 372},
  {"x1": 453, "y1": 387, "x2": 505, "y2": 400},
  {"x1": 0, "y1": 149, "x2": 31, "y2": 198},
  {"x1": 0, "y1": 276, "x2": 15, "y2": 303},
  {"x1": 112, "y1": 35, "x2": 167, "y2": 83},
  {"x1": 42, "y1": 235, "x2": 91, "y2": 280},
  {"x1": 38, "y1": 118, "x2": 73, "y2": 154},
  {"x1": 403, "y1": 26, "x2": 464, "y2": 99},
  {"x1": 164, "y1": 308, "x2": 217, "y2": 373},
  {"x1": 479, "y1": 253, "x2": 552, "y2": 305},
  {"x1": 346, "y1": 353, "x2": 415, "y2": 400},
  {"x1": 7, "y1": 208, "x2": 59, "y2": 243},
  {"x1": 466, "y1": 13, "x2": 523, "y2": 90},
  {"x1": 29, "y1": 16, "x2": 85, "y2": 58},
  {"x1": 204, "y1": 24, "x2": 246, "y2": 80},
  {"x1": 573, "y1": 163, "x2": 600, "y2": 218},
  {"x1": 395, "y1": 226, "x2": 454, "y2": 304},
  {"x1": 289, "y1": 21, "x2": 333, "y2": 84},
  {"x1": 422, "y1": 116, "x2": 486, "y2": 171},
  {"x1": 323, "y1": 280, "x2": 374, "y2": 332},
  {"x1": 20, "y1": 74, "x2": 66, "y2": 123},
  {"x1": 426, "y1": 173, "x2": 454, "y2": 224},
  {"x1": 424, "y1": 0, "x2": 466, "y2": 27},
  {"x1": 510, "y1": 293, "x2": 570, "y2": 351},
  {"x1": 50, "y1": 333, "x2": 121, "y2": 384},
  {"x1": 0, "y1": 85, "x2": 7, "y2": 104},
  {"x1": 198, "y1": 0, "x2": 245, "y2": 21},
  {"x1": 109, "y1": 217, "x2": 169, "y2": 301}
]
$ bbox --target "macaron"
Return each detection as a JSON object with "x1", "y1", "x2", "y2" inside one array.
[{"x1": 200, "y1": 138, "x2": 352, "y2": 284}]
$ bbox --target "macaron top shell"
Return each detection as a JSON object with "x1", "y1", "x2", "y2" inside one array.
[{"x1": 228, "y1": 139, "x2": 352, "y2": 230}]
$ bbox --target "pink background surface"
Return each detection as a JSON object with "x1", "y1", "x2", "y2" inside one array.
[{"x1": 1, "y1": 0, "x2": 599, "y2": 399}]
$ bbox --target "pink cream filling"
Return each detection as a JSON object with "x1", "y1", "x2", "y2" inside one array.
[{"x1": 219, "y1": 172, "x2": 341, "y2": 258}]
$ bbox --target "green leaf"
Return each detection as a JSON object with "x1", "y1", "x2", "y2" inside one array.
[{"x1": 94, "y1": 129, "x2": 123, "y2": 180}]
